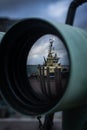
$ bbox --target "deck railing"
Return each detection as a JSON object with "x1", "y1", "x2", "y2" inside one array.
[{"x1": 38, "y1": 65, "x2": 62, "y2": 99}]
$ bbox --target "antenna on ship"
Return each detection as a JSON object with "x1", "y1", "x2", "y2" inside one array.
[{"x1": 48, "y1": 38, "x2": 54, "y2": 55}]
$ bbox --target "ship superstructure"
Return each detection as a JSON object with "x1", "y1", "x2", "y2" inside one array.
[{"x1": 42, "y1": 39, "x2": 62, "y2": 77}]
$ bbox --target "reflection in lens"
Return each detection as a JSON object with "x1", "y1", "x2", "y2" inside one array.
[{"x1": 26, "y1": 34, "x2": 70, "y2": 100}]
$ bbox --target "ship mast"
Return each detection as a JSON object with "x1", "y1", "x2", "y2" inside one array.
[
  {"x1": 43, "y1": 38, "x2": 59, "y2": 66},
  {"x1": 48, "y1": 39, "x2": 54, "y2": 57}
]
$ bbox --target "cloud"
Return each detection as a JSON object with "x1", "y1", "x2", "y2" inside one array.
[
  {"x1": 0, "y1": 0, "x2": 26, "y2": 11},
  {"x1": 0, "y1": 0, "x2": 87, "y2": 29},
  {"x1": 45, "y1": 1, "x2": 70, "y2": 22},
  {"x1": 0, "y1": 0, "x2": 70, "y2": 21},
  {"x1": 27, "y1": 34, "x2": 69, "y2": 65}
]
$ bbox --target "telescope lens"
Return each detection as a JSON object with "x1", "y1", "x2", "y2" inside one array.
[
  {"x1": 26, "y1": 34, "x2": 70, "y2": 100},
  {"x1": 0, "y1": 19, "x2": 70, "y2": 116}
]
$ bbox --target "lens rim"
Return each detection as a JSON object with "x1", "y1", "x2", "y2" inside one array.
[{"x1": 0, "y1": 18, "x2": 70, "y2": 116}]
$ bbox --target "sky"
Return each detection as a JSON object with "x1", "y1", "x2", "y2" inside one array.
[
  {"x1": 0, "y1": 0, "x2": 87, "y2": 29},
  {"x1": 27, "y1": 34, "x2": 69, "y2": 65},
  {"x1": 0, "y1": 0, "x2": 87, "y2": 65}
]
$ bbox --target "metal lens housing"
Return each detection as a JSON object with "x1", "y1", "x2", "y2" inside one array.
[{"x1": 0, "y1": 18, "x2": 87, "y2": 116}]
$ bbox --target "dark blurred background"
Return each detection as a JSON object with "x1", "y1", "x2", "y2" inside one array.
[{"x1": 0, "y1": 0, "x2": 87, "y2": 32}]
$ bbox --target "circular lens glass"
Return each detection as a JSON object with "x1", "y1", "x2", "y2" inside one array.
[{"x1": 26, "y1": 34, "x2": 70, "y2": 100}]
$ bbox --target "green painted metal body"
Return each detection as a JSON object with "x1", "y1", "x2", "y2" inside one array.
[
  {"x1": 62, "y1": 105, "x2": 87, "y2": 130},
  {"x1": 48, "y1": 22, "x2": 87, "y2": 130},
  {"x1": 49, "y1": 21, "x2": 87, "y2": 130},
  {"x1": 0, "y1": 19, "x2": 87, "y2": 114},
  {"x1": 0, "y1": 19, "x2": 87, "y2": 130},
  {"x1": 46, "y1": 22, "x2": 87, "y2": 113},
  {"x1": 0, "y1": 32, "x2": 5, "y2": 42}
]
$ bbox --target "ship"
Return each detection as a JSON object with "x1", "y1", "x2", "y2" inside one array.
[{"x1": 38, "y1": 39, "x2": 62, "y2": 77}]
